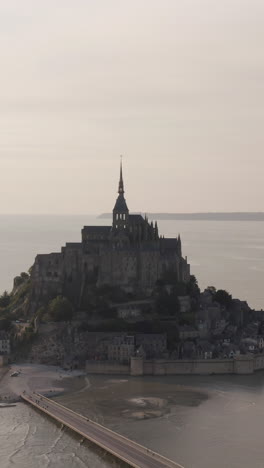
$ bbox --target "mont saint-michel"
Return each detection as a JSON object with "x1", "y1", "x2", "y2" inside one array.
[
  {"x1": 31, "y1": 163, "x2": 190, "y2": 310},
  {"x1": 1, "y1": 162, "x2": 264, "y2": 380}
]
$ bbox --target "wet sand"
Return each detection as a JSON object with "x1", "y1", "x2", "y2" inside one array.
[{"x1": 0, "y1": 363, "x2": 86, "y2": 402}]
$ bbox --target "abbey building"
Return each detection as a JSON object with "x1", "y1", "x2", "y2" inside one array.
[{"x1": 32, "y1": 164, "x2": 190, "y2": 307}]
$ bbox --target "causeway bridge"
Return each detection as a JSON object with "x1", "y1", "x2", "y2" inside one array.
[{"x1": 21, "y1": 392, "x2": 184, "y2": 468}]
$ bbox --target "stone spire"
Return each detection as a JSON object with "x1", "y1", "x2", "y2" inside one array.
[
  {"x1": 177, "y1": 234, "x2": 182, "y2": 256},
  {"x1": 155, "y1": 221, "x2": 159, "y2": 240},
  {"x1": 118, "y1": 156, "x2": 124, "y2": 195},
  {"x1": 113, "y1": 157, "x2": 129, "y2": 230}
]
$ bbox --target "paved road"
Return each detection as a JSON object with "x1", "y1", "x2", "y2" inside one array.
[{"x1": 21, "y1": 392, "x2": 183, "y2": 468}]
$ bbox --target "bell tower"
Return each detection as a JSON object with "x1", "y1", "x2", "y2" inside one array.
[{"x1": 113, "y1": 158, "x2": 129, "y2": 231}]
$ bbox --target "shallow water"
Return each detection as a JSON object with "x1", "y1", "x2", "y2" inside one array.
[
  {"x1": 55, "y1": 374, "x2": 264, "y2": 468},
  {"x1": 2, "y1": 373, "x2": 264, "y2": 468},
  {"x1": 0, "y1": 400, "x2": 121, "y2": 468}
]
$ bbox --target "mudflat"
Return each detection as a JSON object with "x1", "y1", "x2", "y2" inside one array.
[{"x1": 0, "y1": 363, "x2": 85, "y2": 402}]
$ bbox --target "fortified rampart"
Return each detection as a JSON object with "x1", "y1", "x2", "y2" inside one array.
[
  {"x1": 130, "y1": 356, "x2": 256, "y2": 375},
  {"x1": 86, "y1": 355, "x2": 264, "y2": 376},
  {"x1": 85, "y1": 360, "x2": 129, "y2": 374}
]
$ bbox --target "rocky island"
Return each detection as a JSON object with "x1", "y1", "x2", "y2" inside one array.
[{"x1": 0, "y1": 164, "x2": 264, "y2": 378}]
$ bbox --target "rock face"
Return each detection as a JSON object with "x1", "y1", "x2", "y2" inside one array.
[{"x1": 30, "y1": 164, "x2": 190, "y2": 311}]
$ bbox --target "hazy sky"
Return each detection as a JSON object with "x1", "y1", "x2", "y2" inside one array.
[{"x1": 0, "y1": 0, "x2": 264, "y2": 214}]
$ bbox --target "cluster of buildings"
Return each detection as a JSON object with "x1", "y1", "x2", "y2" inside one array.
[
  {"x1": 7, "y1": 163, "x2": 264, "y2": 372},
  {"x1": 0, "y1": 332, "x2": 10, "y2": 355},
  {"x1": 177, "y1": 288, "x2": 264, "y2": 360},
  {"x1": 0, "y1": 332, "x2": 10, "y2": 366},
  {"x1": 90, "y1": 333, "x2": 167, "y2": 364}
]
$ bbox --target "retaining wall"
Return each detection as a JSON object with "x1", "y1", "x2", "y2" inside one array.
[
  {"x1": 86, "y1": 360, "x2": 129, "y2": 374},
  {"x1": 86, "y1": 355, "x2": 264, "y2": 376},
  {"x1": 0, "y1": 355, "x2": 9, "y2": 367},
  {"x1": 131, "y1": 355, "x2": 260, "y2": 376}
]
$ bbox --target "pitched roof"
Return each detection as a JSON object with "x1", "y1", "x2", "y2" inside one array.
[
  {"x1": 113, "y1": 194, "x2": 129, "y2": 212},
  {"x1": 82, "y1": 226, "x2": 111, "y2": 233},
  {"x1": 162, "y1": 238, "x2": 178, "y2": 249},
  {"x1": 129, "y1": 214, "x2": 145, "y2": 223},
  {"x1": 65, "y1": 243, "x2": 82, "y2": 249}
]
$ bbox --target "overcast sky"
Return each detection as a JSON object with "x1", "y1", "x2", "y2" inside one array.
[{"x1": 0, "y1": 0, "x2": 263, "y2": 214}]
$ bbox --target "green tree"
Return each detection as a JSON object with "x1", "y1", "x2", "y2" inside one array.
[
  {"x1": 206, "y1": 286, "x2": 216, "y2": 295},
  {"x1": 0, "y1": 291, "x2": 11, "y2": 308},
  {"x1": 156, "y1": 288, "x2": 180, "y2": 316},
  {"x1": 214, "y1": 289, "x2": 232, "y2": 308},
  {"x1": 48, "y1": 296, "x2": 73, "y2": 322},
  {"x1": 186, "y1": 275, "x2": 200, "y2": 297},
  {"x1": 0, "y1": 318, "x2": 12, "y2": 331}
]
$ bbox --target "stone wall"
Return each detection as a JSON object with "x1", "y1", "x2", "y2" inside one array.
[
  {"x1": 255, "y1": 354, "x2": 264, "y2": 370},
  {"x1": 31, "y1": 226, "x2": 190, "y2": 310},
  {"x1": 86, "y1": 360, "x2": 129, "y2": 375},
  {"x1": 0, "y1": 355, "x2": 9, "y2": 367},
  {"x1": 85, "y1": 355, "x2": 264, "y2": 376},
  {"x1": 131, "y1": 355, "x2": 263, "y2": 376}
]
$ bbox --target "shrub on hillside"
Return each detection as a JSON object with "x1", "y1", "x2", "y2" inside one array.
[
  {"x1": 214, "y1": 289, "x2": 233, "y2": 308},
  {"x1": 0, "y1": 291, "x2": 11, "y2": 308},
  {"x1": 48, "y1": 296, "x2": 73, "y2": 322}
]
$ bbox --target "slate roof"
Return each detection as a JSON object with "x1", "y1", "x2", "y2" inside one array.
[
  {"x1": 129, "y1": 214, "x2": 145, "y2": 223},
  {"x1": 82, "y1": 226, "x2": 111, "y2": 233},
  {"x1": 162, "y1": 238, "x2": 178, "y2": 249},
  {"x1": 65, "y1": 243, "x2": 82, "y2": 249},
  {"x1": 113, "y1": 194, "x2": 129, "y2": 212}
]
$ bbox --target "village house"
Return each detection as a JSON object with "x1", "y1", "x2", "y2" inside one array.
[
  {"x1": 107, "y1": 335, "x2": 135, "y2": 363},
  {"x1": 179, "y1": 326, "x2": 200, "y2": 340},
  {"x1": 113, "y1": 299, "x2": 154, "y2": 319},
  {"x1": 196, "y1": 340, "x2": 214, "y2": 359},
  {"x1": 0, "y1": 332, "x2": 10, "y2": 355},
  {"x1": 135, "y1": 333, "x2": 167, "y2": 358},
  {"x1": 196, "y1": 320, "x2": 209, "y2": 338},
  {"x1": 178, "y1": 295, "x2": 191, "y2": 313}
]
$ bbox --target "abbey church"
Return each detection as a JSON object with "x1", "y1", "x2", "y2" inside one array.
[{"x1": 31, "y1": 164, "x2": 190, "y2": 307}]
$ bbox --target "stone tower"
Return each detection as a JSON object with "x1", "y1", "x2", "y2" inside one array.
[{"x1": 112, "y1": 159, "x2": 129, "y2": 232}]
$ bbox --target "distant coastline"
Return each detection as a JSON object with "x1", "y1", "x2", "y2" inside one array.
[{"x1": 98, "y1": 212, "x2": 264, "y2": 221}]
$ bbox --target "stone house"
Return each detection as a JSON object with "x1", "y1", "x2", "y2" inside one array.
[
  {"x1": 196, "y1": 340, "x2": 214, "y2": 359},
  {"x1": 135, "y1": 333, "x2": 167, "y2": 358},
  {"x1": 0, "y1": 332, "x2": 10, "y2": 355},
  {"x1": 196, "y1": 320, "x2": 209, "y2": 338},
  {"x1": 114, "y1": 299, "x2": 154, "y2": 319},
  {"x1": 179, "y1": 326, "x2": 200, "y2": 340},
  {"x1": 107, "y1": 335, "x2": 135, "y2": 363},
  {"x1": 178, "y1": 296, "x2": 191, "y2": 313},
  {"x1": 258, "y1": 336, "x2": 264, "y2": 350}
]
